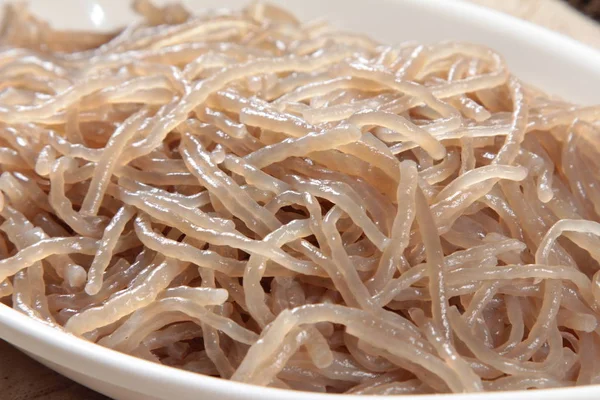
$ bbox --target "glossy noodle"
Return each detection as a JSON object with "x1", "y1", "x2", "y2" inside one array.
[{"x1": 1, "y1": 0, "x2": 600, "y2": 394}]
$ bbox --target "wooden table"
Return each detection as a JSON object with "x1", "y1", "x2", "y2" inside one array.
[{"x1": 1, "y1": 1, "x2": 598, "y2": 399}]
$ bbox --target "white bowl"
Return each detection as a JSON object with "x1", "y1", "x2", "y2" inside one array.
[{"x1": 1, "y1": 1, "x2": 600, "y2": 399}]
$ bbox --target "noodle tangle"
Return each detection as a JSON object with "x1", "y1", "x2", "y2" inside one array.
[{"x1": 1, "y1": 0, "x2": 600, "y2": 394}]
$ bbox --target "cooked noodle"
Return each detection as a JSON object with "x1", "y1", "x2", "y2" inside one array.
[{"x1": 1, "y1": 0, "x2": 600, "y2": 394}]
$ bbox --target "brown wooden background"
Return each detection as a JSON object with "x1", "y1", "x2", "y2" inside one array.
[{"x1": 1, "y1": 1, "x2": 599, "y2": 399}]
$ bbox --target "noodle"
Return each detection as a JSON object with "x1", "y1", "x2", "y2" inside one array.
[{"x1": 0, "y1": 0, "x2": 599, "y2": 394}]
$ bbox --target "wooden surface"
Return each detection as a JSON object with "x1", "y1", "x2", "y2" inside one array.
[
  {"x1": 1, "y1": 1, "x2": 599, "y2": 399},
  {"x1": 470, "y1": 0, "x2": 600, "y2": 48}
]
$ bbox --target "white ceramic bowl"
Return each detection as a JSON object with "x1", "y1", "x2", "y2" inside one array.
[{"x1": 1, "y1": 1, "x2": 600, "y2": 399}]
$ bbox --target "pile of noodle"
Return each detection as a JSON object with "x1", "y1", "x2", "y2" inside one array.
[{"x1": 1, "y1": 0, "x2": 600, "y2": 394}]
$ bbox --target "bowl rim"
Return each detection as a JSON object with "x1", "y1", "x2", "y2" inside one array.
[
  {"x1": 2, "y1": 303, "x2": 599, "y2": 400},
  {"x1": 0, "y1": 0, "x2": 599, "y2": 399},
  {"x1": 441, "y1": 0, "x2": 600, "y2": 58}
]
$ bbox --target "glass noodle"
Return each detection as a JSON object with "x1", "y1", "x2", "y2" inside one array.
[{"x1": 1, "y1": 0, "x2": 600, "y2": 394}]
